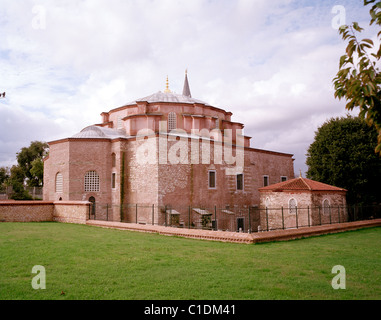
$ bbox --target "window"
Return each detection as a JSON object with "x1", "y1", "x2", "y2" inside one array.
[
  {"x1": 281, "y1": 176, "x2": 287, "y2": 182},
  {"x1": 117, "y1": 117, "x2": 123, "y2": 129},
  {"x1": 289, "y1": 198, "x2": 297, "y2": 215},
  {"x1": 215, "y1": 118, "x2": 219, "y2": 129},
  {"x1": 111, "y1": 153, "x2": 116, "y2": 167},
  {"x1": 236, "y1": 173, "x2": 243, "y2": 190},
  {"x1": 208, "y1": 170, "x2": 216, "y2": 189},
  {"x1": 323, "y1": 199, "x2": 330, "y2": 215},
  {"x1": 263, "y1": 175, "x2": 269, "y2": 187},
  {"x1": 55, "y1": 173, "x2": 63, "y2": 193},
  {"x1": 111, "y1": 173, "x2": 116, "y2": 189},
  {"x1": 168, "y1": 112, "x2": 177, "y2": 131},
  {"x1": 84, "y1": 171, "x2": 100, "y2": 192}
]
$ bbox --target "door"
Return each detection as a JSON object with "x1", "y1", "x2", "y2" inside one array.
[
  {"x1": 237, "y1": 217, "x2": 244, "y2": 232},
  {"x1": 89, "y1": 196, "x2": 96, "y2": 218}
]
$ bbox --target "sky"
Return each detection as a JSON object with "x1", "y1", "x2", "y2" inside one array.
[{"x1": 0, "y1": 0, "x2": 379, "y2": 176}]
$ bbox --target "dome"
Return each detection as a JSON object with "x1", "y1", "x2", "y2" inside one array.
[
  {"x1": 71, "y1": 126, "x2": 126, "y2": 139},
  {"x1": 124, "y1": 91, "x2": 211, "y2": 106}
]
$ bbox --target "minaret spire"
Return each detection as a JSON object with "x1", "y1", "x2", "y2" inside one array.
[{"x1": 182, "y1": 69, "x2": 192, "y2": 97}]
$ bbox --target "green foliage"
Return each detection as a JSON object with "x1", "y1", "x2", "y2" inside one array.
[
  {"x1": 306, "y1": 116, "x2": 381, "y2": 205},
  {"x1": 333, "y1": 0, "x2": 381, "y2": 154},
  {"x1": 7, "y1": 166, "x2": 32, "y2": 200},
  {"x1": 29, "y1": 158, "x2": 44, "y2": 187},
  {"x1": 16, "y1": 141, "x2": 49, "y2": 187},
  {"x1": 0, "y1": 141, "x2": 48, "y2": 199},
  {"x1": 0, "y1": 167, "x2": 10, "y2": 192}
]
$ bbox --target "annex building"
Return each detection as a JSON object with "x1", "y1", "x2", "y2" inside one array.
[
  {"x1": 43, "y1": 72, "x2": 296, "y2": 231},
  {"x1": 259, "y1": 176, "x2": 347, "y2": 230}
]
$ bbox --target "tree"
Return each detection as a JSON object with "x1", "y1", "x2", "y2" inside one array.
[
  {"x1": 333, "y1": 0, "x2": 381, "y2": 154},
  {"x1": 16, "y1": 141, "x2": 49, "y2": 187},
  {"x1": 1, "y1": 141, "x2": 48, "y2": 200},
  {"x1": 7, "y1": 165, "x2": 32, "y2": 200},
  {"x1": 306, "y1": 116, "x2": 381, "y2": 205},
  {"x1": 30, "y1": 158, "x2": 44, "y2": 187},
  {"x1": 0, "y1": 167, "x2": 10, "y2": 192}
]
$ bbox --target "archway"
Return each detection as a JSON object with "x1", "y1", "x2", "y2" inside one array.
[{"x1": 89, "y1": 196, "x2": 96, "y2": 217}]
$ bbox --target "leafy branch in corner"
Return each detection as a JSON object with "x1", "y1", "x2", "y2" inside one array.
[{"x1": 333, "y1": 0, "x2": 381, "y2": 154}]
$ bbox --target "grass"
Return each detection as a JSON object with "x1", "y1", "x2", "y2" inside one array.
[{"x1": 0, "y1": 222, "x2": 380, "y2": 300}]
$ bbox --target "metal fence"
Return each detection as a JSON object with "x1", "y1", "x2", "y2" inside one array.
[{"x1": 87, "y1": 203, "x2": 381, "y2": 234}]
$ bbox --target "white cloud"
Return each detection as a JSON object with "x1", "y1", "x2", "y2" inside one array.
[{"x1": 0, "y1": 0, "x2": 377, "y2": 176}]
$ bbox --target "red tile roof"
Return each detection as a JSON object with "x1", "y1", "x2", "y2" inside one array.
[{"x1": 258, "y1": 177, "x2": 347, "y2": 192}]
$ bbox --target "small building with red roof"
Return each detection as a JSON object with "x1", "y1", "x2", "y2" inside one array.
[{"x1": 258, "y1": 176, "x2": 347, "y2": 230}]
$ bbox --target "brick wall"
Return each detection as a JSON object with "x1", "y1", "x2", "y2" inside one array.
[
  {"x1": 158, "y1": 137, "x2": 294, "y2": 208},
  {"x1": 0, "y1": 201, "x2": 54, "y2": 222},
  {"x1": 43, "y1": 141, "x2": 70, "y2": 201},
  {"x1": 0, "y1": 201, "x2": 90, "y2": 224},
  {"x1": 43, "y1": 132, "x2": 294, "y2": 226}
]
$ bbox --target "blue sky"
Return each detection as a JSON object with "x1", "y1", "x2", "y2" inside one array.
[{"x1": 0, "y1": 0, "x2": 378, "y2": 177}]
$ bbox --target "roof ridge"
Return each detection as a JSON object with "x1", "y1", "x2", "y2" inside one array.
[
  {"x1": 258, "y1": 176, "x2": 347, "y2": 192},
  {"x1": 300, "y1": 177, "x2": 312, "y2": 191}
]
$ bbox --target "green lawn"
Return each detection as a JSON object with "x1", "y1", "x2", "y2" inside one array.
[{"x1": 0, "y1": 222, "x2": 380, "y2": 300}]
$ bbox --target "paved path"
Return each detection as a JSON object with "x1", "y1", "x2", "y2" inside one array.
[{"x1": 86, "y1": 218, "x2": 381, "y2": 244}]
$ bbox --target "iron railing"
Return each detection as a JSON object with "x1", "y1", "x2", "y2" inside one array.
[{"x1": 87, "y1": 203, "x2": 381, "y2": 234}]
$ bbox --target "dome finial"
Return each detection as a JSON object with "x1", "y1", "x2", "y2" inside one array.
[{"x1": 164, "y1": 75, "x2": 171, "y2": 93}]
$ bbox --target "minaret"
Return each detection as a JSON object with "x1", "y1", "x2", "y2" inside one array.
[{"x1": 182, "y1": 69, "x2": 192, "y2": 97}]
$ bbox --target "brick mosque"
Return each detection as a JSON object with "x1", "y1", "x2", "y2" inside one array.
[{"x1": 43, "y1": 72, "x2": 346, "y2": 231}]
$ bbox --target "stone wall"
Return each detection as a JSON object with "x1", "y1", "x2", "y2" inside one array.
[
  {"x1": 0, "y1": 201, "x2": 90, "y2": 224},
  {"x1": 259, "y1": 190, "x2": 348, "y2": 231},
  {"x1": 52, "y1": 201, "x2": 90, "y2": 224}
]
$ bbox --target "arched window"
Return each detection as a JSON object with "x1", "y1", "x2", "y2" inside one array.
[
  {"x1": 236, "y1": 173, "x2": 243, "y2": 190},
  {"x1": 215, "y1": 118, "x2": 219, "y2": 129},
  {"x1": 55, "y1": 173, "x2": 63, "y2": 193},
  {"x1": 323, "y1": 199, "x2": 330, "y2": 215},
  {"x1": 84, "y1": 171, "x2": 100, "y2": 192},
  {"x1": 289, "y1": 198, "x2": 297, "y2": 215},
  {"x1": 265, "y1": 197, "x2": 270, "y2": 208},
  {"x1": 111, "y1": 153, "x2": 116, "y2": 167},
  {"x1": 168, "y1": 112, "x2": 177, "y2": 131}
]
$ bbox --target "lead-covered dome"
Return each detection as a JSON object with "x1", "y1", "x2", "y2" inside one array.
[
  {"x1": 127, "y1": 91, "x2": 210, "y2": 106},
  {"x1": 71, "y1": 125, "x2": 126, "y2": 139}
]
